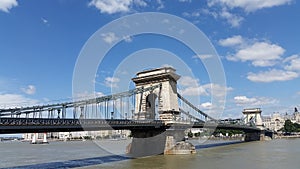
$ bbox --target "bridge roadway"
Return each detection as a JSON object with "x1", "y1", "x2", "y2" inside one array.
[{"x1": 0, "y1": 118, "x2": 260, "y2": 134}]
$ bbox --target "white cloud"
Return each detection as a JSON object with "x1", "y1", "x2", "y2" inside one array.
[
  {"x1": 182, "y1": 10, "x2": 202, "y2": 18},
  {"x1": 219, "y1": 35, "x2": 244, "y2": 47},
  {"x1": 201, "y1": 8, "x2": 218, "y2": 18},
  {"x1": 186, "y1": 8, "x2": 243, "y2": 27},
  {"x1": 133, "y1": 0, "x2": 147, "y2": 7},
  {"x1": 41, "y1": 17, "x2": 49, "y2": 25},
  {"x1": 41, "y1": 17, "x2": 48, "y2": 23},
  {"x1": 105, "y1": 77, "x2": 120, "y2": 88},
  {"x1": 193, "y1": 54, "x2": 214, "y2": 60},
  {"x1": 21, "y1": 85, "x2": 36, "y2": 95},
  {"x1": 219, "y1": 8, "x2": 244, "y2": 27},
  {"x1": 89, "y1": 0, "x2": 147, "y2": 14},
  {"x1": 221, "y1": 36, "x2": 300, "y2": 82},
  {"x1": 0, "y1": 94, "x2": 39, "y2": 108},
  {"x1": 179, "y1": 86, "x2": 208, "y2": 96},
  {"x1": 178, "y1": 76, "x2": 207, "y2": 96},
  {"x1": 247, "y1": 69, "x2": 298, "y2": 82},
  {"x1": 178, "y1": 76, "x2": 199, "y2": 87},
  {"x1": 202, "y1": 83, "x2": 233, "y2": 98},
  {"x1": 0, "y1": 0, "x2": 18, "y2": 13},
  {"x1": 208, "y1": 0, "x2": 292, "y2": 12},
  {"x1": 234, "y1": 42, "x2": 284, "y2": 66},
  {"x1": 161, "y1": 64, "x2": 174, "y2": 68},
  {"x1": 101, "y1": 32, "x2": 119, "y2": 44},
  {"x1": 205, "y1": 0, "x2": 291, "y2": 27},
  {"x1": 123, "y1": 35, "x2": 132, "y2": 42},
  {"x1": 89, "y1": 0, "x2": 131, "y2": 14},
  {"x1": 251, "y1": 60, "x2": 278, "y2": 67},
  {"x1": 156, "y1": 0, "x2": 164, "y2": 10},
  {"x1": 41, "y1": 17, "x2": 50, "y2": 26},
  {"x1": 222, "y1": 36, "x2": 285, "y2": 67},
  {"x1": 284, "y1": 55, "x2": 300, "y2": 71},
  {"x1": 234, "y1": 95, "x2": 278, "y2": 107},
  {"x1": 200, "y1": 102, "x2": 212, "y2": 109},
  {"x1": 234, "y1": 95, "x2": 256, "y2": 105},
  {"x1": 178, "y1": 76, "x2": 232, "y2": 97}
]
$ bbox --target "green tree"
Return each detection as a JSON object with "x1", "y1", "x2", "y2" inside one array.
[
  {"x1": 187, "y1": 130, "x2": 193, "y2": 138},
  {"x1": 194, "y1": 132, "x2": 201, "y2": 137},
  {"x1": 284, "y1": 120, "x2": 297, "y2": 133}
]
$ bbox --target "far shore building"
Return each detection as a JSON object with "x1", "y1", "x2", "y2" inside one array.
[
  {"x1": 22, "y1": 130, "x2": 131, "y2": 140},
  {"x1": 262, "y1": 109, "x2": 300, "y2": 132},
  {"x1": 262, "y1": 113, "x2": 285, "y2": 132}
]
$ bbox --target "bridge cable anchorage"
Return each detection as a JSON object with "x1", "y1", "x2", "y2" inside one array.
[
  {"x1": 0, "y1": 84, "x2": 162, "y2": 118},
  {"x1": 177, "y1": 93, "x2": 216, "y2": 121}
]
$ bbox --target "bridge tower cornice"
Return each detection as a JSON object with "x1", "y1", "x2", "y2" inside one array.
[{"x1": 132, "y1": 67, "x2": 180, "y2": 86}]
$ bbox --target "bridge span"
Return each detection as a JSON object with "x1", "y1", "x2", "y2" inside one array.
[
  {"x1": 0, "y1": 67, "x2": 272, "y2": 156},
  {"x1": 0, "y1": 118, "x2": 261, "y2": 134}
]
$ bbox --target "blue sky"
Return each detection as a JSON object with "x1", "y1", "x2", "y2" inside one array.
[{"x1": 0, "y1": 0, "x2": 300, "y2": 119}]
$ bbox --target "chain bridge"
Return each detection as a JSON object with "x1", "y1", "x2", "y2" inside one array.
[{"x1": 0, "y1": 67, "x2": 272, "y2": 156}]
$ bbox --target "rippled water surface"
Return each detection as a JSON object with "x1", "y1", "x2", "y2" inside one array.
[{"x1": 1, "y1": 138, "x2": 299, "y2": 169}]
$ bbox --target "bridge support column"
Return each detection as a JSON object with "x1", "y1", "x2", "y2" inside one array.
[
  {"x1": 127, "y1": 129, "x2": 195, "y2": 157},
  {"x1": 244, "y1": 132, "x2": 261, "y2": 141},
  {"x1": 127, "y1": 129, "x2": 166, "y2": 157},
  {"x1": 244, "y1": 130, "x2": 269, "y2": 141},
  {"x1": 31, "y1": 133, "x2": 37, "y2": 144},
  {"x1": 164, "y1": 129, "x2": 196, "y2": 155},
  {"x1": 43, "y1": 133, "x2": 48, "y2": 143}
]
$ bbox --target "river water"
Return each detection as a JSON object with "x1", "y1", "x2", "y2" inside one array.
[{"x1": 0, "y1": 138, "x2": 299, "y2": 169}]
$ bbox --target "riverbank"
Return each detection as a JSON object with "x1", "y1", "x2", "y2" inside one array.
[{"x1": 275, "y1": 135, "x2": 300, "y2": 139}]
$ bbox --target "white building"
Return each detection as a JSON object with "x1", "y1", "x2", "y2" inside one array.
[
  {"x1": 22, "y1": 133, "x2": 52, "y2": 141},
  {"x1": 262, "y1": 113, "x2": 285, "y2": 132},
  {"x1": 22, "y1": 130, "x2": 131, "y2": 140},
  {"x1": 262, "y1": 109, "x2": 300, "y2": 132}
]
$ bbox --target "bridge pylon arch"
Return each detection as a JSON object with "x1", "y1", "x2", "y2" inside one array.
[{"x1": 132, "y1": 67, "x2": 180, "y2": 121}]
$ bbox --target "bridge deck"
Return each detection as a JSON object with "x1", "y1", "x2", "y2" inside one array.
[{"x1": 0, "y1": 118, "x2": 260, "y2": 134}]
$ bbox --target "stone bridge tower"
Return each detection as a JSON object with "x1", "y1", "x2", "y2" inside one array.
[
  {"x1": 132, "y1": 67, "x2": 180, "y2": 121},
  {"x1": 129, "y1": 67, "x2": 196, "y2": 157},
  {"x1": 242, "y1": 108, "x2": 263, "y2": 129},
  {"x1": 242, "y1": 108, "x2": 270, "y2": 141}
]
